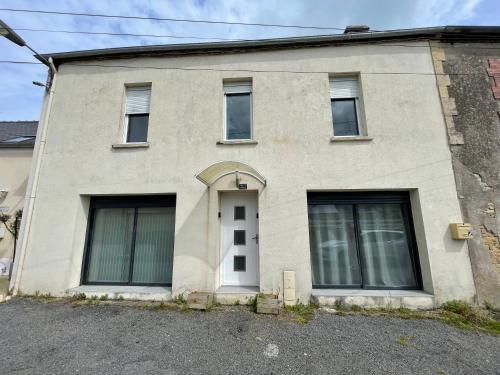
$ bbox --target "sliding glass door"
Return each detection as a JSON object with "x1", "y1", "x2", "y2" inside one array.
[
  {"x1": 308, "y1": 192, "x2": 421, "y2": 289},
  {"x1": 83, "y1": 196, "x2": 176, "y2": 286}
]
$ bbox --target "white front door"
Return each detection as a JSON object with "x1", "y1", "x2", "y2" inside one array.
[{"x1": 220, "y1": 192, "x2": 259, "y2": 286}]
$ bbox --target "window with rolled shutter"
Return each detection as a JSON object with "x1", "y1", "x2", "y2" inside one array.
[
  {"x1": 330, "y1": 78, "x2": 359, "y2": 99},
  {"x1": 124, "y1": 86, "x2": 151, "y2": 143},
  {"x1": 126, "y1": 87, "x2": 151, "y2": 114},
  {"x1": 329, "y1": 77, "x2": 362, "y2": 137}
]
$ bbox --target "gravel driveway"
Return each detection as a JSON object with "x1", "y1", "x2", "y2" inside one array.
[{"x1": 0, "y1": 299, "x2": 498, "y2": 374}]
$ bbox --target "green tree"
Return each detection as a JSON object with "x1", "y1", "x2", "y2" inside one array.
[{"x1": 0, "y1": 209, "x2": 22, "y2": 238}]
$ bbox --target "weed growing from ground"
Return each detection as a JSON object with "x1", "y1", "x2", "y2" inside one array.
[
  {"x1": 32, "y1": 291, "x2": 54, "y2": 300},
  {"x1": 284, "y1": 302, "x2": 319, "y2": 324},
  {"x1": 327, "y1": 300, "x2": 499, "y2": 335},
  {"x1": 69, "y1": 293, "x2": 86, "y2": 302},
  {"x1": 248, "y1": 295, "x2": 258, "y2": 312},
  {"x1": 173, "y1": 294, "x2": 186, "y2": 305},
  {"x1": 396, "y1": 335, "x2": 415, "y2": 345}
]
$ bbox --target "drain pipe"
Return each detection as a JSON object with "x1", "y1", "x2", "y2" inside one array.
[{"x1": 9, "y1": 63, "x2": 57, "y2": 294}]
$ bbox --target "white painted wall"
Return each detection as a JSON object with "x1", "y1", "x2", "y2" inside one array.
[
  {"x1": 12, "y1": 42, "x2": 476, "y2": 304},
  {"x1": 0, "y1": 148, "x2": 33, "y2": 276}
]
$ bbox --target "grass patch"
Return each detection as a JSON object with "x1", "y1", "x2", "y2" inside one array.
[
  {"x1": 350, "y1": 304, "x2": 362, "y2": 312},
  {"x1": 248, "y1": 295, "x2": 258, "y2": 312},
  {"x1": 396, "y1": 334, "x2": 415, "y2": 345},
  {"x1": 284, "y1": 302, "x2": 318, "y2": 324},
  {"x1": 141, "y1": 301, "x2": 179, "y2": 311},
  {"x1": 20, "y1": 291, "x2": 58, "y2": 302},
  {"x1": 173, "y1": 294, "x2": 186, "y2": 306},
  {"x1": 439, "y1": 300, "x2": 500, "y2": 334},
  {"x1": 69, "y1": 293, "x2": 86, "y2": 302},
  {"x1": 86, "y1": 295, "x2": 101, "y2": 305},
  {"x1": 327, "y1": 300, "x2": 499, "y2": 335}
]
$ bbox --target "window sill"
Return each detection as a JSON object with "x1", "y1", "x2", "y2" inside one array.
[
  {"x1": 330, "y1": 136, "x2": 372, "y2": 142},
  {"x1": 216, "y1": 140, "x2": 258, "y2": 145},
  {"x1": 112, "y1": 142, "x2": 150, "y2": 149}
]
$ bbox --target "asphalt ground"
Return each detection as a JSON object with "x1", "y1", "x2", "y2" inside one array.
[{"x1": 0, "y1": 299, "x2": 498, "y2": 374}]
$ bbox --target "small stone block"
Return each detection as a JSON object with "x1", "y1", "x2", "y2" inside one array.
[
  {"x1": 432, "y1": 49, "x2": 445, "y2": 61},
  {"x1": 487, "y1": 67, "x2": 500, "y2": 76},
  {"x1": 492, "y1": 86, "x2": 500, "y2": 99},
  {"x1": 187, "y1": 292, "x2": 213, "y2": 310},
  {"x1": 256, "y1": 295, "x2": 280, "y2": 315},
  {"x1": 488, "y1": 59, "x2": 500, "y2": 68}
]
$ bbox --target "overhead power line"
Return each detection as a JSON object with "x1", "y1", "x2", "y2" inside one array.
[
  {"x1": 5, "y1": 26, "x2": 500, "y2": 51},
  {"x1": 12, "y1": 27, "x2": 248, "y2": 42},
  {"x1": 0, "y1": 60, "x2": 41, "y2": 64},
  {"x1": 0, "y1": 7, "x2": 347, "y2": 31},
  {"x1": 5, "y1": 28, "x2": 500, "y2": 50}
]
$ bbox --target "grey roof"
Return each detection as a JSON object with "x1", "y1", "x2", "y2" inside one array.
[
  {"x1": 40, "y1": 26, "x2": 500, "y2": 66},
  {"x1": 0, "y1": 121, "x2": 38, "y2": 148}
]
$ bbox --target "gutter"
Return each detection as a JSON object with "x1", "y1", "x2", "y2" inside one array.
[
  {"x1": 9, "y1": 70, "x2": 57, "y2": 294},
  {"x1": 37, "y1": 26, "x2": 500, "y2": 67}
]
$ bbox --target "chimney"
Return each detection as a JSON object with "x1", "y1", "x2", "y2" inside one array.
[{"x1": 344, "y1": 25, "x2": 370, "y2": 34}]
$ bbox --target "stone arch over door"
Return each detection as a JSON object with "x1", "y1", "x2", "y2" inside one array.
[
  {"x1": 196, "y1": 161, "x2": 266, "y2": 291},
  {"x1": 196, "y1": 161, "x2": 266, "y2": 188}
]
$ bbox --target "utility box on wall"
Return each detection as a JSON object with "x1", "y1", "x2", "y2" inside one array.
[{"x1": 450, "y1": 223, "x2": 473, "y2": 240}]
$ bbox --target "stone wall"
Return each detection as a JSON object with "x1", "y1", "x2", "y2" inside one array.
[{"x1": 432, "y1": 43, "x2": 500, "y2": 307}]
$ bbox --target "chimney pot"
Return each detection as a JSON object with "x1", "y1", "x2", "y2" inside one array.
[{"x1": 344, "y1": 25, "x2": 370, "y2": 34}]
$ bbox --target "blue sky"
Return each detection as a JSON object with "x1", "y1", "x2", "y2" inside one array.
[{"x1": 0, "y1": 0, "x2": 499, "y2": 120}]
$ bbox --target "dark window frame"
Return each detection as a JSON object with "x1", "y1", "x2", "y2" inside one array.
[
  {"x1": 126, "y1": 113, "x2": 150, "y2": 143},
  {"x1": 81, "y1": 195, "x2": 176, "y2": 287},
  {"x1": 233, "y1": 255, "x2": 246, "y2": 272},
  {"x1": 234, "y1": 230, "x2": 246, "y2": 246},
  {"x1": 307, "y1": 191, "x2": 422, "y2": 290},
  {"x1": 331, "y1": 98, "x2": 360, "y2": 137},
  {"x1": 234, "y1": 206, "x2": 246, "y2": 221},
  {"x1": 225, "y1": 92, "x2": 252, "y2": 140}
]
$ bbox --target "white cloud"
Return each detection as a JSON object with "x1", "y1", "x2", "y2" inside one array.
[
  {"x1": 0, "y1": 0, "x2": 486, "y2": 119},
  {"x1": 412, "y1": 0, "x2": 482, "y2": 26}
]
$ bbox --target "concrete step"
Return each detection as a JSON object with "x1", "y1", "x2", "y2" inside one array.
[{"x1": 312, "y1": 289, "x2": 435, "y2": 310}]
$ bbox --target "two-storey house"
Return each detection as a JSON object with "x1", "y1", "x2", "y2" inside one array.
[{"x1": 12, "y1": 26, "x2": 497, "y2": 308}]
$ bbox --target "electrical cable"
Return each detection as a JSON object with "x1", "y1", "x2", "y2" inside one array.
[{"x1": 0, "y1": 7, "x2": 350, "y2": 31}]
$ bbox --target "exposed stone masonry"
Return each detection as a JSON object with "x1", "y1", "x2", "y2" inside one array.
[{"x1": 432, "y1": 43, "x2": 500, "y2": 306}]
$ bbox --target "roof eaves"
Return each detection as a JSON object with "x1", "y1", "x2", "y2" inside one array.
[
  {"x1": 39, "y1": 27, "x2": 448, "y2": 65},
  {"x1": 37, "y1": 26, "x2": 500, "y2": 66}
]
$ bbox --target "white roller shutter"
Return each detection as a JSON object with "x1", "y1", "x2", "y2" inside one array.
[
  {"x1": 330, "y1": 77, "x2": 359, "y2": 99},
  {"x1": 224, "y1": 82, "x2": 252, "y2": 94},
  {"x1": 126, "y1": 87, "x2": 151, "y2": 114}
]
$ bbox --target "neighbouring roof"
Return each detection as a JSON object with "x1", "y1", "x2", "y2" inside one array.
[
  {"x1": 39, "y1": 26, "x2": 500, "y2": 66},
  {"x1": 0, "y1": 121, "x2": 38, "y2": 148}
]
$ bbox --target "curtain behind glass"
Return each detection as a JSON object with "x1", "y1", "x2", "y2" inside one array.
[
  {"x1": 87, "y1": 208, "x2": 134, "y2": 283},
  {"x1": 226, "y1": 94, "x2": 251, "y2": 139},
  {"x1": 308, "y1": 204, "x2": 361, "y2": 286},
  {"x1": 357, "y1": 204, "x2": 417, "y2": 288},
  {"x1": 132, "y1": 207, "x2": 175, "y2": 284}
]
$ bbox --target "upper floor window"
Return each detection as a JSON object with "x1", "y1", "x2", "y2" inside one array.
[
  {"x1": 124, "y1": 86, "x2": 151, "y2": 143},
  {"x1": 330, "y1": 77, "x2": 361, "y2": 137},
  {"x1": 224, "y1": 81, "x2": 252, "y2": 140}
]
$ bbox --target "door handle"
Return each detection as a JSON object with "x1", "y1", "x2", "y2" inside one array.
[{"x1": 251, "y1": 234, "x2": 259, "y2": 244}]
